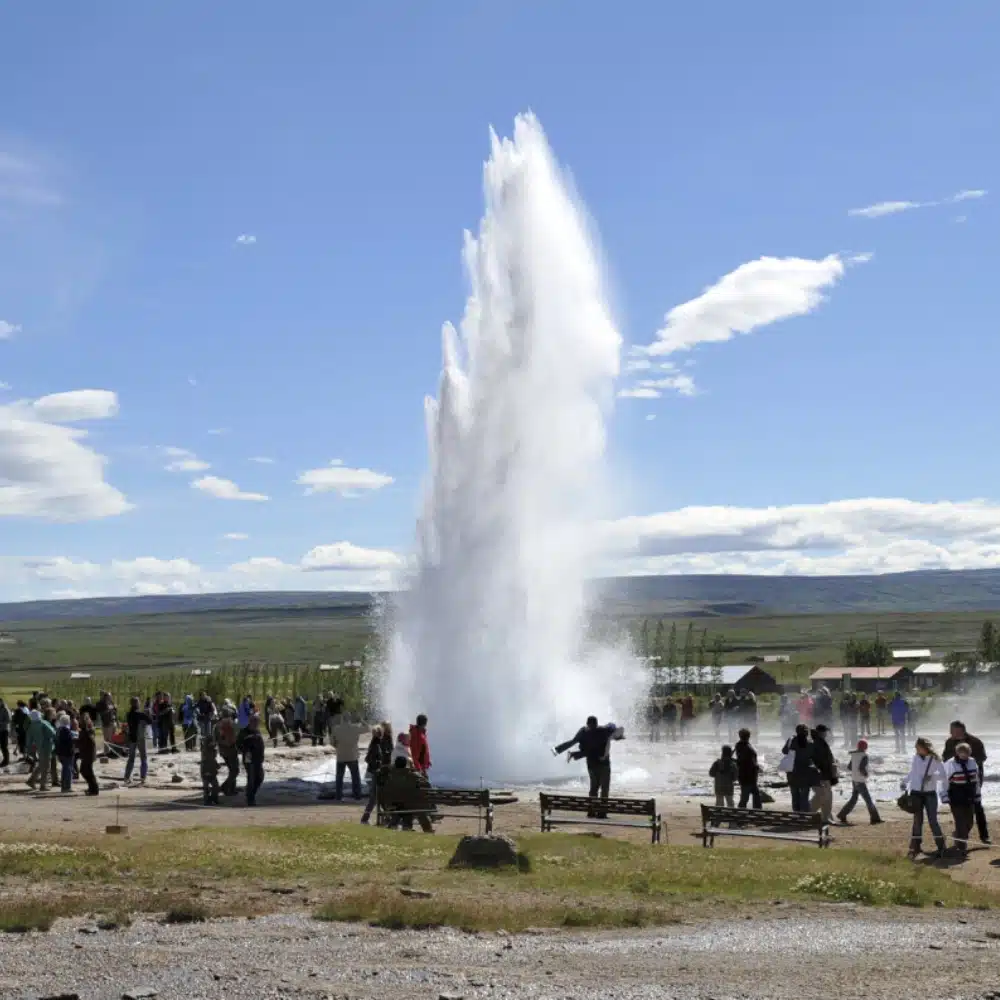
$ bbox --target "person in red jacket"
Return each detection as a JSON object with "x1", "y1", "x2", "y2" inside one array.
[{"x1": 409, "y1": 714, "x2": 431, "y2": 777}]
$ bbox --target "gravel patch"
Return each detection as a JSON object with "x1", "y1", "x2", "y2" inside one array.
[{"x1": 2, "y1": 910, "x2": 999, "y2": 1000}]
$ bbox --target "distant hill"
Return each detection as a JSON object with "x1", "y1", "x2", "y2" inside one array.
[{"x1": 4, "y1": 568, "x2": 1000, "y2": 624}]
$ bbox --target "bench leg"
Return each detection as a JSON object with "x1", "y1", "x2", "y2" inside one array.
[{"x1": 485, "y1": 806, "x2": 494, "y2": 836}]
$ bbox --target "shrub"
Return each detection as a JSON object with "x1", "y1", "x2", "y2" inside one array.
[{"x1": 163, "y1": 902, "x2": 208, "y2": 925}]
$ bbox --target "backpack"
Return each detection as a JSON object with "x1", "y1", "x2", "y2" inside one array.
[{"x1": 56, "y1": 726, "x2": 74, "y2": 758}]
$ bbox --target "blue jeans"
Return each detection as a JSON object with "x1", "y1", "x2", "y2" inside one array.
[
  {"x1": 789, "y1": 784, "x2": 811, "y2": 812},
  {"x1": 59, "y1": 756, "x2": 74, "y2": 792},
  {"x1": 910, "y1": 791, "x2": 944, "y2": 852},
  {"x1": 839, "y1": 782, "x2": 880, "y2": 820},
  {"x1": 124, "y1": 741, "x2": 147, "y2": 782},
  {"x1": 336, "y1": 760, "x2": 362, "y2": 799}
]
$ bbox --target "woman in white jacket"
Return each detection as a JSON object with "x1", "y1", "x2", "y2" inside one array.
[{"x1": 905, "y1": 737, "x2": 947, "y2": 859}]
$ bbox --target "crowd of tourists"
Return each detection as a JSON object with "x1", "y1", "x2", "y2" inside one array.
[
  {"x1": 0, "y1": 688, "x2": 440, "y2": 829},
  {"x1": 706, "y1": 716, "x2": 990, "y2": 861},
  {"x1": 647, "y1": 689, "x2": 760, "y2": 742}
]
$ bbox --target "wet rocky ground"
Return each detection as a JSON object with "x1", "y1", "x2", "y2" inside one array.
[{"x1": 3, "y1": 909, "x2": 1000, "y2": 1000}]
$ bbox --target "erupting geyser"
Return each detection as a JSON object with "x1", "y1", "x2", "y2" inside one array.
[{"x1": 382, "y1": 114, "x2": 644, "y2": 785}]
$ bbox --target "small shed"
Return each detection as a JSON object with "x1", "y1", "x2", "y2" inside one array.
[
  {"x1": 810, "y1": 665, "x2": 913, "y2": 692},
  {"x1": 689, "y1": 664, "x2": 780, "y2": 694},
  {"x1": 913, "y1": 662, "x2": 946, "y2": 689}
]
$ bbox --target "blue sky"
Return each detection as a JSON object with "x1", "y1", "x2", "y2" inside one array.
[{"x1": 2, "y1": 3, "x2": 999, "y2": 601}]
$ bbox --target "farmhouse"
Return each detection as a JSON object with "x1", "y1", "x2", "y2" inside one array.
[
  {"x1": 809, "y1": 665, "x2": 913, "y2": 692},
  {"x1": 695, "y1": 664, "x2": 780, "y2": 695},
  {"x1": 912, "y1": 662, "x2": 946, "y2": 689}
]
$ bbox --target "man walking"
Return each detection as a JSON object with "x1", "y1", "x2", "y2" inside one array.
[{"x1": 943, "y1": 720, "x2": 991, "y2": 846}]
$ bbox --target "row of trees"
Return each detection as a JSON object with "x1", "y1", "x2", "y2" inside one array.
[
  {"x1": 634, "y1": 619, "x2": 726, "y2": 690},
  {"x1": 942, "y1": 619, "x2": 1000, "y2": 677}
]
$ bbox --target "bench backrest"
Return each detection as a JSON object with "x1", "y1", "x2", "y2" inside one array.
[
  {"x1": 701, "y1": 803, "x2": 823, "y2": 829},
  {"x1": 428, "y1": 788, "x2": 490, "y2": 808},
  {"x1": 540, "y1": 793, "x2": 656, "y2": 817}
]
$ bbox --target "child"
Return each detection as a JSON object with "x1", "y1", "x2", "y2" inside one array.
[
  {"x1": 200, "y1": 734, "x2": 221, "y2": 805},
  {"x1": 837, "y1": 739, "x2": 882, "y2": 825},
  {"x1": 942, "y1": 741, "x2": 981, "y2": 856},
  {"x1": 709, "y1": 745, "x2": 737, "y2": 808}
]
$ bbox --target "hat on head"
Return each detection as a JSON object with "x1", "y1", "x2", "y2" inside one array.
[{"x1": 857, "y1": 739, "x2": 868, "y2": 751}]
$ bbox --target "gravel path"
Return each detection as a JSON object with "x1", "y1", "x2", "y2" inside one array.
[{"x1": 2, "y1": 909, "x2": 1000, "y2": 1000}]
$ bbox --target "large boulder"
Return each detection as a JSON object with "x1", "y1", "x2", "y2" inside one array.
[{"x1": 448, "y1": 835, "x2": 523, "y2": 870}]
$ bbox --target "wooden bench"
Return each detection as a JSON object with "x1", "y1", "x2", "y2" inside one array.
[
  {"x1": 379, "y1": 787, "x2": 496, "y2": 834},
  {"x1": 700, "y1": 804, "x2": 830, "y2": 848},
  {"x1": 539, "y1": 793, "x2": 662, "y2": 844}
]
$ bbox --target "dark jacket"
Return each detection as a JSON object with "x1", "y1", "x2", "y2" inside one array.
[
  {"x1": 943, "y1": 733, "x2": 987, "y2": 769},
  {"x1": 77, "y1": 727, "x2": 97, "y2": 764},
  {"x1": 709, "y1": 757, "x2": 737, "y2": 795},
  {"x1": 733, "y1": 739, "x2": 759, "y2": 785},
  {"x1": 555, "y1": 724, "x2": 617, "y2": 764},
  {"x1": 811, "y1": 734, "x2": 837, "y2": 783},
  {"x1": 782, "y1": 737, "x2": 818, "y2": 788},
  {"x1": 239, "y1": 731, "x2": 266, "y2": 771},
  {"x1": 126, "y1": 709, "x2": 152, "y2": 744}
]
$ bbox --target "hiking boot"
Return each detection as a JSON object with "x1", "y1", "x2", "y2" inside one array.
[
  {"x1": 869, "y1": 815, "x2": 883, "y2": 825},
  {"x1": 836, "y1": 814, "x2": 851, "y2": 825}
]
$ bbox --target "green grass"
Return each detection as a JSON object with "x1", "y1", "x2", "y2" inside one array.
[
  {"x1": 0, "y1": 825, "x2": 992, "y2": 932},
  {"x1": 0, "y1": 900, "x2": 64, "y2": 933}
]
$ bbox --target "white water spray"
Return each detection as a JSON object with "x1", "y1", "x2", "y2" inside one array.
[{"x1": 382, "y1": 114, "x2": 644, "y2": 785}]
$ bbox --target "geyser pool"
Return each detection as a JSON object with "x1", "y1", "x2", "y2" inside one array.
[{"x1": 380, "y1": 114, "x2": 644, "y2": 786}]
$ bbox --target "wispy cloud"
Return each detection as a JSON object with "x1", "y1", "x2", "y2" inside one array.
[
  {"x1": 161, "y1": 446, "x2": 210, "y2": 473},
  {"x1": 223, "y1": 532, "x2": 249, "y2": 541},
  {"x1": 0, "y1": 150, "x2": 62, "y2": 207},
  {"x1": 192, "y1": 476, "x2": 268, "y2": 502},
  {"x1": 235, "y1": 234, "x2": 257, "y2": 245},
  {"x1": 618, "y1": 363, "x2": 698, "y2": 399},
  {"x1": 207, "y1": 428, "x2": 228, "y2": 436},
  {"x1": 0, "y1": 320, "x2": 21, "y2": 339},
  {"x1": 0, "y1": 382, "x2": 10, "y2": 391},
  {"x1": 848, "y1": 188, "x2": 987, "y2": 219},
  {"x1": 32, "y1": 390, "x2": 119, "y2": 422},
  {"x1": 249, "y1": 456, "x2": 275, "y2": 465}
]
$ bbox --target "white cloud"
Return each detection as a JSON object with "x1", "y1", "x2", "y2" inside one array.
[
  {"x1": 848, "y1": 200, "x2": 926, "y2": 218},
  {"x1": 249, "y1": 456, "x2": 275, "y2": 464},
  {"x1": 951, "y1": 189, "x2": 986, "y2": 202},
  {"x1": 600, "y1": 498, "x2": 1000, "y2": 576},
  {"x1": 0, "y1": 382, "x2": 10, "y2": 391},
  {"x1": 21, "y1": 556, "x2": 101, "y2": 581},
  {"x1": 954, "y1": 215, "x2": 967, "y2": 224},
  {"x1": 639, "y1": 254, "x2": 850, "y2": 361},
  {"x1": 235, "y1": 234, "x2": 257, "y2": 245},
  {"x1": 207, "y1": 428, "x2": 228, "y2": 436},
  {"x1": 32, "y1": 389, "x2": 119, "y2": 422},
  {"x1": 187, "y1": 376, "x2": 198, "y2": 386},
  {"x1": 192, "y1": 476, "x2": 268, "y2": 502},
  {"x1": 0, "y1": 397, "x2": 130, "y2": 521},
  {"x1": 301, "y1": 541, "x2": 403, "y2": 572},
  {"x1": 0, "y1": 320, "x2": 21, "y2": 339},
  {"x1": 0, "y1": 150, "x2": 61, "y2": 207},
  {"x1": 297, "y1": 460, "x2": 393, "y2": 497},
  {"x1": 645, "y1": 414, "x2": 656, "y2": 422},
  {"x1": 161, "y1": 446, "x2": 210, "y2": 473},
  {"x1": 223, "y1": 532, "x2": 249, "y2": 541}
]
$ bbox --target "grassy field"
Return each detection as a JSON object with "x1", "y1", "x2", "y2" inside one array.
[
  {"x1": 1, "y1": 600, "x2": 996, "y2": 694},
  {"x1": 0, "y1": 825, "x2": 994, "y2": 933}
]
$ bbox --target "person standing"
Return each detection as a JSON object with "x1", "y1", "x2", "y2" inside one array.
[
  {"x1": 809, "y1": 724, "x2": 838, "y2": 823},
  {"x1": 662, "y1": 697, "x2": 678, "y2": 741},
  {"x1": 710, "y1": 694, "x2": 724, "y2": 739},
  {"x1": 12, "y1": 700, "x2": 29, "y2": 759},
  {"x1": 331, "y1": 711, "x2": 369, "y2": 800},
  {"x1": 26, "y1": 710, "x2": 56, "y2": 791},
  {"x1": 77, "y1": 715, "x2": 99, "y2": 796},
  {"x1": 874, "y1": 691, "x2": 887, "y2": 736},
  {"x1": 293, "y1": 694, "x2": 308, "y2": 740},
  {"x1": 200, "y1": 733, "x2": 221, "y2": 805},
  {"x1": 554, "y1": 716, "x2": 625, "y2": 810},
  {"x1": 837, "y1": 739, "x2": 882, "y2": 825},
  {"x1": 216, "y1": 709, "x2": 240, "y2": 795},
  {"x1": 409, "y1": 714, "x2": 432, "y2": 777},
  {"x1": 734, "y1": 728, "x2": 762, "y2": 810},
  {"x1": 709, "y1": 745, "x2": 737, "y2": 808},
  {"x1": 858, "y1": 696, "x2": 872, "y2": 738},
  {"x1": 889, "y1": 692, "x2": 909, "y2": 753},
  {"x1": 942, "y1": 742, "x2": 981, "y2": 857},
  {"x1": 239, "y1": 715, "x2": 266, "y2": 807},
  {"x1": 195, "y1": 690, "x2": 216, "y2": 744},
  {"x1": 679, "y1": 694, "x2": 695, "y2": 739},
  {"x1": 123, "y1": 697, "x2": 152, "y2": 785},
  {"x1": 904, "y1": 737, "x2": 947, "y2": 860},
  {"x1": 782, "y1": 724, "x2": 816, "y2": 812},
  {"x1": 180, "y1": 695, "x2": 198, "y2": 751},
  {"x1": 0, "y1": 697, "x2": 10, "y2": 768},
  {"x1": 158, "y1": 694, "x2": 177, "y2": 754},
  {"x1": 361, "y1": 723, "x2": 393, "y2": 825},
  {"x1": 943, "y1": 721, "x2": 991, "y2": 846},
  {"x1": 97, "y1": 692, "x2": 118, "y2": 750},
  {"x1": 55, "y1": 714, "x2": 76, "y2": 792}
]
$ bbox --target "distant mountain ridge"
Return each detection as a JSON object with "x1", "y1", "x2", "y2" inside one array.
[{"x1": 4, "y1": 568, "x2": 1000, "y2": 623}]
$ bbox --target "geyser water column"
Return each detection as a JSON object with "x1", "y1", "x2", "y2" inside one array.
[{"x1": 382, "y1": 114, "x2": 643, "y2": 786}]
